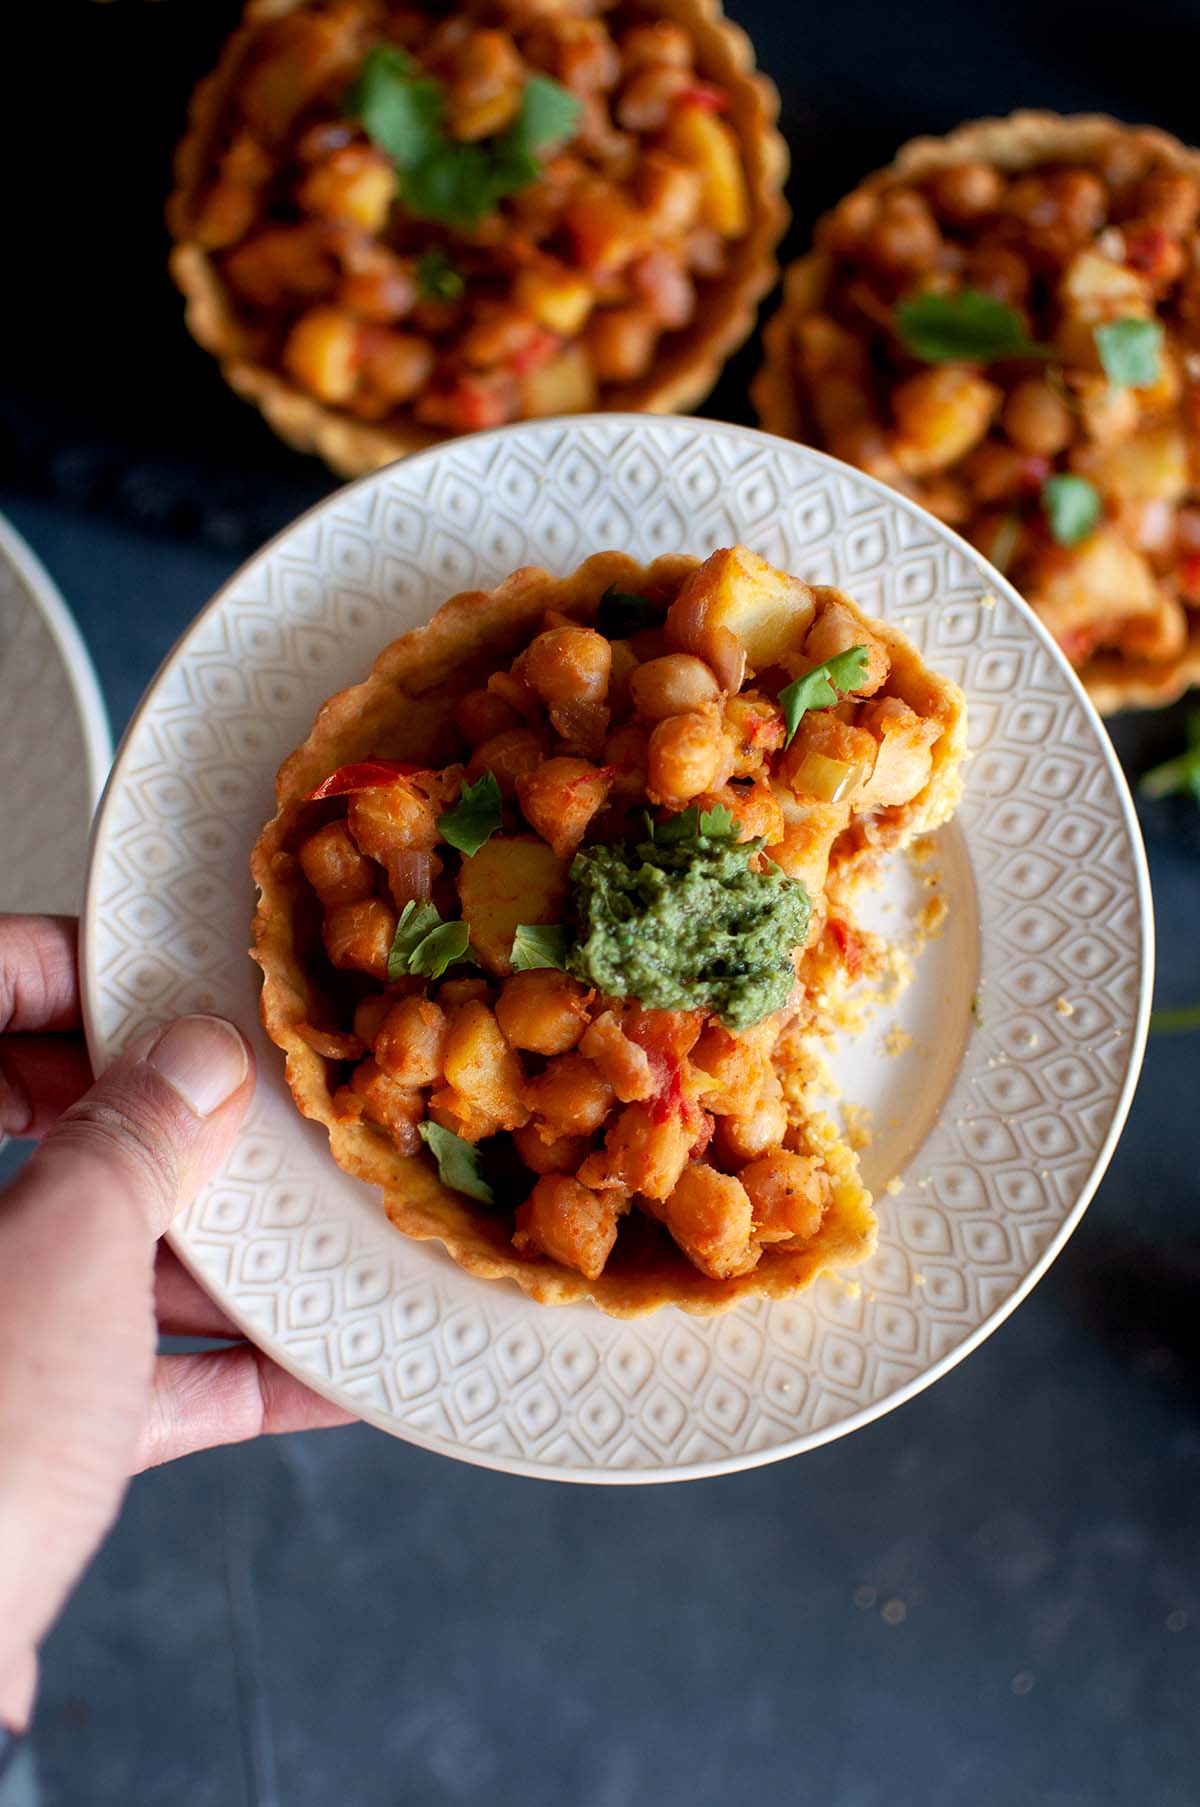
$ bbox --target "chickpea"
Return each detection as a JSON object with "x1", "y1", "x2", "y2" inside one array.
[
  {"x1": 634, "y1": 151, "x2": 703, "y2": 239},
  {"x1": 828, "y1": 422, "x2": 902, "y2": 484},
  {"x1": 359, "y1": 330, "x2": 435, "y2": 404},
  {"x1": 458, "y1": 309, "x2": 539, "y2": 369},
  {"x1": 810, "y1": 375, "x2": 873, "y2": 439},
  {"x1": 1002, "y1": 379, "x2": 1073, "y2": 457},
  {"x1": 664, "y1": 1163, "x2": 757, "y2": 1280},
  {"x1": 629, "y1": 653, "x2": 721, "y2": 720},
  {"x1": 647, "y1": 710, "x2": 724, "y2": 805},
  {"x1": 619, "y1": 21, "x2": 693, "y2": 70},
  {"x1": 516, "y1": 756, "x2": 613, "y2": 858},
  {"x1": 586, "y1": 307, "x2": 659, "y2": 383},
  {"x1": 866, "y1": 189, "x2": 942, "y2": 276},
  {"x1": 521, "y1": 625, "x2": 611, "y2": 707},
  {"x1": 496, "y1": 969, "x2": 591, "y2": 1056},
  {"x1": 1138, "y1": 168, "x2": 1199, "y2": 237},
  {"x1": 374, "y1": 996, "x2": 448, "y2": 1087},
  {"x1": 467, "y1": 727, "x2": 545, "y2": 799},
  {"x1": 323, "y1": 898, "x2": 397, "y2": 979},
  {"x1": 298, "y1": 821, "x2": 376, "y2": 907},
  {"x1": 513, "y1": 1174, "x2": 620, "y2": 1281},
  {"x1": 545, "y1": 19, "x2": 621, "y2": 93},
  {"x1": 353, "y1": 992, "x2": 395, "y2": 1048},
  {"x1": 194, "y1": 179, "x2": 260, "y2": 250},
  {"x1": 712, "y1": 1086, "x2": 789, "y2": 1165},
  {"x1": 456, "y1": 688, "x2": 521, "y2": 747},
  {"x1": 603, "y1": 721, "x2": 650, "y2": 800},
  {"x1": 512, "y1": 1123, "x2": 590, "y2": 1176},
  {"x1": 444, "y1": 29, "x2": 524, "y2": 140},
  {"x1": 964, "y1": 243, "x2": 1031, "y2": 307},
  {"x1": 740, "y1": 1150, "x2": 829, "y2": 1242},
  {"x1": 525, "y1": 1053, "x2": 615, "y2": 1140},
  {"x1": 819, "y1": 188, "x2": 879, "y2": 256},
  {"x1": 928, "y1": 162, "x2": 1003, "y2": 224},
  {"x1": 347, "y1": 781, "x2": 438, "y2": 862},
  {"x1": 350, "y1": 1058, "x2": 423, "y2": 1154},
  {"x1": 803, "y1": 601, "x2": 890, "y2": 697}
]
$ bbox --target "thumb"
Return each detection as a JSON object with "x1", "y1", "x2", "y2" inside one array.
[
  {"x1": 0, "y1": 1016, "x2": 254, "y2": 1721},
  {"x1": 31, "y1": 1013, "x2": 254, "y2": 1240}
]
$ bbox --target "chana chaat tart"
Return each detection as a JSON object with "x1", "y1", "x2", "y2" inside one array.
[
  {"x1": 251, "y1": 546, "x2": 966, "y2": 1316},
  {"x1": 168, "y1": 0, "x2": 786, "y2": 474},
  {"x1": 754, "y1": 111, "x2": 1200, "y2": 713}
]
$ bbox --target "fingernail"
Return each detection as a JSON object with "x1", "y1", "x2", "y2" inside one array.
[
  {"x1": 147, "y1": 1015, "x2": 249, "y2": 1118},
  {"x1": 0, "y1": 1064, "x2": 31, "y2": 1137}
]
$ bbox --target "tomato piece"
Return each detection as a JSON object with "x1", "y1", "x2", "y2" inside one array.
[
  {"x1": 675, "y1": 83, "x2": 730, "y2": 113},
  {"x1": 826, "y1": 916, "x2": 866, "y2": 982},
  {"x1": 307, "y1": 760, "x2": 422, "y2": 800},
  {"x1": 509, "y1": 326, "x2": 561, "y2": 377},
  {"x1": 1179, "y1": 554, "x2": 1200, "y2": 605}
]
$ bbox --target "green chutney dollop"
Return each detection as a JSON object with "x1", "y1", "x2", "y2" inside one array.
[{"x1": 565, "y1": 810, "x2": 811, "y2": 1031}]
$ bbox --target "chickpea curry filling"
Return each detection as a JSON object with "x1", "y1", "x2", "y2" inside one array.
[
  {"x1": 281, "y1": 546, "x2": 960, "y2": 1287},
  {"x1": 188, "y1": 0, "x2": 754, "y2": 433},
  {"x1": 775, "y1": 139, "x2": 1200, "y2": 676}
]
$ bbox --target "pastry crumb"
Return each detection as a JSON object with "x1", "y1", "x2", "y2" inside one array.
[
  {"x1": 884, "y1": 1176, "x2": 903, "y2": 1196},
  {"x1": 884, "y1": 1026, "x2": 913, "y2": 1057},
  {"x1": 1055, "y1": 996, "x2": 1074, "y2": 1017},
  {"x1": 913, "y1": 1271, "x2": 926, "y2": 1287},
  {"x1": 843, "y1": 1280, "x2": 862, "y2": 1300},
  {"x1": 841, "y1": 1101, "x2": 874, "y2": 1152}
]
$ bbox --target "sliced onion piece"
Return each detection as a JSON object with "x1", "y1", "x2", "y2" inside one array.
[
  {"x1": 387, "y1": 850, "x2": 437, "y2": 908},
  {"x1": 789, "y1": 750, "x2": 867, "y2": 804}
]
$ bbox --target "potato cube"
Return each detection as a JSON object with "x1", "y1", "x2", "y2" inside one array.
[
  {"x1": 1072, "y1": 423, "x2": 1189, "y2": 507},
  {"x1": 665, "y1": 546, "x2": 816, "y2": 679},
  {"x1": 520, "y1": 343, "x2": 599, "y2": 418},
  {"x1": 457, "y1": 834, "x2": 570, "y2": 976},
  {"x1": 661, "y1": 106, "x2": 749, "y2": 238}
]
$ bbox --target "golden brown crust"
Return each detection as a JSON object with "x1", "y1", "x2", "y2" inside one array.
[
  {"x1": 251, "y1": 553, "x2": 964, "y2": 1316},
  {"x1": 752, "y1": 109, "x2": 1200, "y2": 714},
  {"x1": 169, "y1": 0, "x2": 789, "y2": 477}
]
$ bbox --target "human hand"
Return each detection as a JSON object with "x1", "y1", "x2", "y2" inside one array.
[{"x1": 0, "y1": 915, "x2": 353, "y2": 1735}]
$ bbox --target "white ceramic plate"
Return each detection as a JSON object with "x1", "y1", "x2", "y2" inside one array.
[
  {"x1": 0, "y1": 513, "x2": 110, "y2": 914},
  {"x1": 81, "y1": 417, "x2": 1153, "y2": 1483}
]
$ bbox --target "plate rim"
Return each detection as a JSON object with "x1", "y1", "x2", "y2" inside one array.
[
  {"x1": 0, "y1": 510, "x2": 112, "y2": 812},
  {"x1": 79, "y1": 414, "x2": 1155, "y2": 1483}
]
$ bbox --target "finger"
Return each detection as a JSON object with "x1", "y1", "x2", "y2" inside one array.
[
  {"x1": 0, "y1": 1035, "x2": 93, "y2": 1137},
  {"x1": 133, "y1": 1347, "x2": 354, "y2": 1471},
  {"x1": 0, "y1": 1015, "x2": 256, "y2": 1678},
  {"x1": 0, "y1": 916, "x2": 80, "y2": 1036},
  {"x1": 24, "y1": 1013, "x2": 256, "y2": 1243},
  {"x1": 154, "y1": 1244, "x2": 241, "y2": 1339}
]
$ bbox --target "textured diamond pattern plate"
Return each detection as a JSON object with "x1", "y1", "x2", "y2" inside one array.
[
  {"x1": 0, "y1": 515, "x2": 110, "y2": 914},
  {"x1": 82, "y1": 418, "x2": 1152, "y2": 1483}
]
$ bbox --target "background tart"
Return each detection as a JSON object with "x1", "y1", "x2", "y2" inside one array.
[
  {"x1": 251, "y1": 550, "x2": 965, "y2": 1316},
  {"x1": 753, "y1": 110, "x2": 1200, "y2": 714},
  {"x1": 169, "y1": 0, "x2": 787, "y2": 475}
]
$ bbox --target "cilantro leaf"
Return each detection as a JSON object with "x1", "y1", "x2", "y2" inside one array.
[
  {"x1": 506, "y1": 75, "x2": 582, "y2": 154},
  {"x1": 416, "y1": 247, "x2": 464, "y2": 302},
  {"x1": 1095, "y1": 317, "x2": 1163, "y2": 391},
  {"x1": 387, "y1": 901, "x2": 476, "y2": 980},
  {"x1": 698, "y1": 805, "x2": 740, "y2": 839},
  {"x1": 387, "y1": 900, "x2": 443, "y2": 981},
  {"x1": 345, "y1": 45, "x2": 442, "y2": 171},
  {"x1": 408, "y1": 921, "x2": 476, "y2": 979},
  {"x1": 652, "y1": 807, "x2": 700, "y2": 846},
  {"x1": 1140, "y1": 712, "x2": 1200, "y2": 807},
  {"x1": 595, "y1": 586, "x2": 659, "y2": 639},
  {"x1": 438, "y1": 771, "x2": 503, "y2": 856},
  {"x1": 402, "y1": 140, "x2": 499, "y2": 231},
  {"x1": 778, "y1": 646, "x2": 870, "y2": 746},
  {"x1": 418, "y1": 1120, "x2": 494, "y2": 1203},
  {"x1": 1042, "y1": 474, "x2": 1102, "y2": 547},
  {"x1": 510, "y1": 924, "x2": 569, "y2": 970},
  {"x1": 896, "y1": 288, "x2": 1049, "y2": 364}
]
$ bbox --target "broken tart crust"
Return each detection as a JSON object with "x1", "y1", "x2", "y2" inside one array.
[{"x1": 251, "y1": 551, "x2": 965, "y2": 1316}]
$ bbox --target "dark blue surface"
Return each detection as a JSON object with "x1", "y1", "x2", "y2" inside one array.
[{"x1": 3, "y1": 2, "x2": 1200, "y2": 1802}]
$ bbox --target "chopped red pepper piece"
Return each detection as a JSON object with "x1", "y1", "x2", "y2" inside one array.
[
  {"x1": 1179, "y1": 554, "x2": 1200, "y2": 605},
  {"x1": 307, "y1": 760, "x2": 421, "y2": 801},
  {"x1": 676, "y1": 82, "x2": 730, "y2": 113}
]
